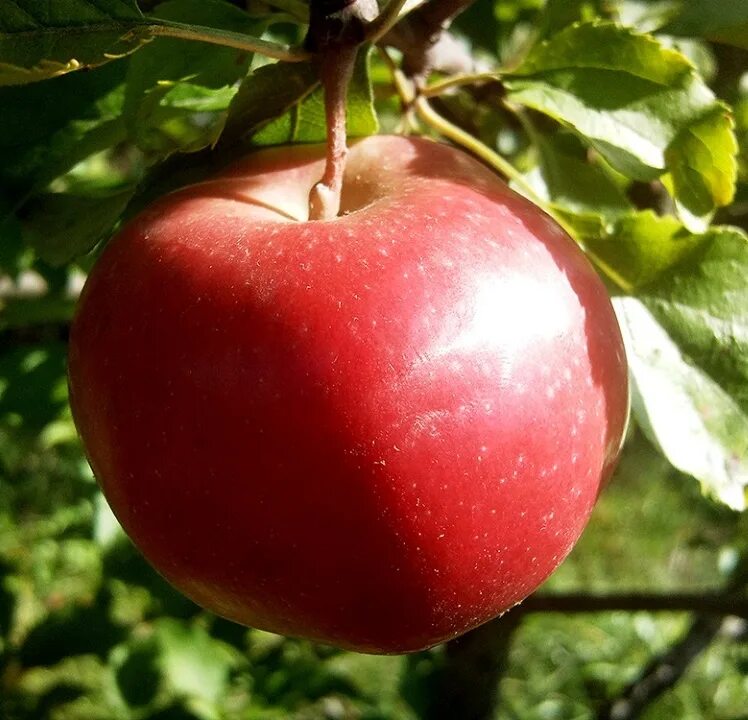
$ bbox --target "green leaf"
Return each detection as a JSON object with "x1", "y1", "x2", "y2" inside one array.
[
  {"x1": 20, "y1": 190, "x2": 133, "y2": 265},
  {"x1": 154, "y1": 619, "x2": 235, "y2": 706},
  {"x1": 124, "y1": 0, "x2": 264, "y2": 156},
  {"x1": 663, "y1": 105, "x2": 738, "y2": 232},
  {"x1": 93, "y1": 493, "x2": 125, "y2": 549},
  {"x1": 521, "y1": 131, "x2": 631, "y2": 218},
  {"x1": 0, "y1": 345, "x2": 69, "y2": 432},
  {"x1": 663, "y1": 0, "x2": 748, "y2": 49},
  {"x1": 0, "y1": 196, "x2": 28, "y2": 278},
  {"x1": 580, "y1": 211, "x2": 708, "y2": 290},
  {"x1": 221, "y1": 60, "x2": 319, "y2": 145},
  {"x1": 506, "y1": 22, "x2": 699, "y2": 177},
  {"x1": 222, "y1": 48, "x2": 381, "y2": 149},
  {"x1": 252, "y1": 46, "x2": 378, "y2": 145},
  {"x1": 0, "y1": 61, "x2": 128, "y2": 196},
  {"x1": 111, "y1": 637, "x2": 162, "y2": 708},
  {"x1": 157, "y1": 82, "x2": 238, "y2": 112},
  {"x1": 639, "y1": 227, "x2": 748, "y2": 415},
  {"x1": 0, "y1": 0, "x2": 148, "y2": 85},
  {"x1": 537, "y1": 0, "x2": 608, "y2": 38},
  {"x1": 505, "y1": 21, "x2": 738, "y2": 226},
  {"x1": 614, "y1": 227, "x2": 748, "y2": 510}
]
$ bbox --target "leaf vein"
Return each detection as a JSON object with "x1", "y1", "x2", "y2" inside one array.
[{"x1": 1, "y1": 0, "x2": 43, "y2": 27}]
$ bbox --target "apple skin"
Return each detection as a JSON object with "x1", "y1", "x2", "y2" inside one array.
[{"x1": 68, "y1": 135, "x2": 628, "y2": 654}]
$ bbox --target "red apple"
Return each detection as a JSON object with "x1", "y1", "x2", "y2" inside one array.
[{"x1": 68, "y1": 135, "x2": 628, "y2": 653}]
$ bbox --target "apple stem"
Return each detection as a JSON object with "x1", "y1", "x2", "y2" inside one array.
[
  {"x1": 305, "y1": 0, "x2": 378, "y2": 221},
  {"x1": 308, "y1": 45, "x2": 357, "y2": 221}
]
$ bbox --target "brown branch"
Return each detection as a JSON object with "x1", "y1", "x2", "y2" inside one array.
[
  {"x1": 305, "y1": 0, "x2": 378, "y2": 51},
  {"x1": 428, "y1": 613, "x2": 522, "y2": 720},
  {"x1": 365, "y1": 0, "x2": 409, "y2": 43},
  {"x1": 521, "y1": 592, "x2": 748, "y2": 618},
  {"x1": 381, "y1": 0, "x2": 477, "y2": 78},
  {"x1": 598, "y1": 553, "x2": 748, "y2": 720},
  {"x1": 0, "y1": 323, "x2": 70, "y2": 345},
  {"x1": 594, "y1": 555, "x2": 748, "y2": 719},
  {"x1": 421, "y1": 587, "x2": 747, "y2": 720},
  {"x1": 596, "y1": 616, "x2": 725, "y2": 720}
]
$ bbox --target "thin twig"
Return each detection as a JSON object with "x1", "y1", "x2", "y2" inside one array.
[
  {"x1": 380, "y1": 49, "x2": 541, "y2": 201},
  {"x1": 523, "y1": 592, "x2": 748, "y2": 618},
  {"x1": 365, "y1": 0, "x2": 410, "y2": 43},
  {"x1": 596, "y1": 554, "x2": 748, "y2": 719},
  {"x1": 381, "y1": 51, "x2": 633, "y2": 293},
  {"x1": 415, "y1": 95, "x2": 543, "y2": 202},
  {"x1": 421, "y1": 72, "x2": 501, "y2": 97}
]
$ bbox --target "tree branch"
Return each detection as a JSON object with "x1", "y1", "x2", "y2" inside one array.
[
  {"x1": 428, "y1": 613, "x2": 522, "y2": 720},
  {"x1": 381, "y1": 0, "x2": 477, "y2": 77},
  {"x1": 522, "y1": 592, "x2": 748, "y2": 618},
  {"x1": 365, "y1": 0, "x2": 410, "y2": 43},
  {"x1": 305, "y1": 0, "x2": 378, "y2": 51},
  {"x1": 414, "y1": 586, "x2": 747, "y2": 720},
  {"x1": 596, "y1": 616, "x2": 725, "y2": 720},
  {"x1": 0, "y1": 322, "x2": 70, "y2": 345},
  {"x1": 421, "y1": 72, "x2": 501, "y2": 97},
  {"x1": 594, "y1": 554, "x2": 748, "y2": 719}
]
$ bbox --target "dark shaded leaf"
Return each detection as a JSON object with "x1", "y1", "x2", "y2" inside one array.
[
  {"x1": 124, "y1": 0, "x2": 264, "y2": 156},
  {"x1": 20, "y1": 190, "x2": 133, "y2": 265},
  {"x1": 221, "y1": 59, "x2": 319, "y2": 145},
  {"x1": 0, "y1": 0, "x2": 148, "y2": 85},
  {"x1": 0, "y1": 61, "x2": 129, "y2": 199},
  {"x1": 664, "y1": 0, "x2": 748, "y2": 49},
  {"x1": 19, "y1": 591, "x2": 126, "y2": 666}
]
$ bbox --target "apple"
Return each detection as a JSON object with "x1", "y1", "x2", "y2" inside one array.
[{"x1": 68, "y1": 135, "x2": 628, "y2": 654}]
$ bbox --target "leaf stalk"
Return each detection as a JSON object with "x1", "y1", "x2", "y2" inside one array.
[{"x1": 145, "y1": 19, "x2": 311, "y2": 62}]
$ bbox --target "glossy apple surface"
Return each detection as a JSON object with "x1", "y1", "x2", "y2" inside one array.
[{"x1": 68, "y1": 135, "x2": 628, "y2": 653}]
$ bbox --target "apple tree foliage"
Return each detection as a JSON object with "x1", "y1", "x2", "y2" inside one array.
[{"x1": 0, "y1": 1, "x2": 747, "y2": 719}]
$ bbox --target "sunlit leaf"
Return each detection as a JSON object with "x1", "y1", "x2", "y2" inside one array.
[
  {"x1": 614, "y1": 227, "x2": 748, "y2": 509},
  {"x1": 506, "y1": 21, "x2": 738, "y2": 226}
]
